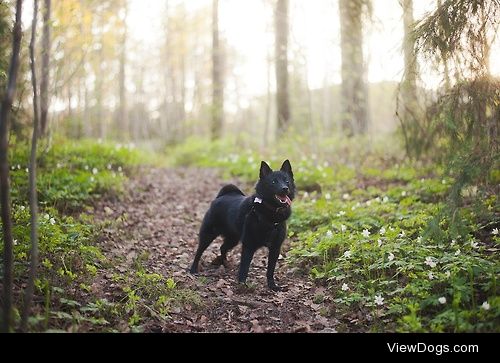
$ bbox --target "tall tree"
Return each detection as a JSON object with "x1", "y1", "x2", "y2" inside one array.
[
  {"x1": 0, "y1": 0, "x2": 23, "y2": 333},
  {"x1": 21, "y1": 0, "x2": 40, "y2": 331},
  {"x1": 117, "y1": 0, "x2": 128, "y2": 139},
  {"x1": 339, "y1": 0, "x2": 369, "y2": 136},
  {"x1": 211, "y1": 0, "x2": 223, "y2": 140},
  {"x1": 399, "y1": 0, "x2": 419, "y2": 134},
  {"x1": 40, "y1": 0, "x2": 51, "y2": 135},
  {"x1": 275, "y1": 0, "x2": 290, "y2": 134}
]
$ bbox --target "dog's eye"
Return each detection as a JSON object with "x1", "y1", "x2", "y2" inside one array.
[{"x1": 285, "y1": 180, "x2": 290, "y2": 185}]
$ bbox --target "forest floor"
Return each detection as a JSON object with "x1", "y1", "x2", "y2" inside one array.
[{"x1": 93, "y1": 167, "x2": 338, "y2": 333}]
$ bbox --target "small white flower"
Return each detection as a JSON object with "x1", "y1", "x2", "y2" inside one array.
[
  {"x1": 388, "y1": 253, "x2": 395, "y2": 261},
  {"x1": 17, "y1": 164, "x2": 21, "y2": 169},
  {"x1": 90, "y1": 177, "x2": 95, "y2": 182},
  {"x1": 399, "y1": 230, "x2": 406, "y2": 238},
  {"x1": 425, "y1": 257, "x2": 437, "y2": 268},
  {"x1": 366, "y1": 200, "x2": 371, "y2": 206},
  {"x1": 337, "y1": 210, "x2": 346, "y2": 217},
  {"x1": 342, "y1": 193, "x2": 350, "y2": 200},
  {"x1": 341, "y1": 283, "x2": 349, "y2": 291},
  {"x1": 97, "y1": 138, "x2": 103, "y2": 144},
  {"x1": 351, "y1": 205, "x2": 357, "y2": 211},
  {"x1": 455, "y1": 249, "x2": 461, "y2": 256},
  {"x1": 326, "y1": 230, "x2": 333, "y2": 238},
  {"x1": 118, "y1": 166, "x2": 123, "y2": 172},
  {"x1": 377, "y1": 239, "x2": 382, "y2": 247},
  {"x1": 112, "y1": 172, "x2": 116, "y2": 178},
  {"x1": 84, "y1": 165, "x2": 89, "y2": 170},
  {"x1": 362, "y1": 229, "x2": 370, "y2": 238},
  {"x1": 420, "y1": 178, "x2": 425, "y2": 182},
  {"x1": 13, "y1": 239, "x2": 18, "y2": 246},
  {"x1": 441, "y1": 179, "x2": 447, "y2": 184},
  {"x1": 325, "y1": 193, "x2": 331, "y2": 200},
  {"x1": 379, "y1": 227, "x2": 386, "y2": 235},
  {"x1": 49, "y1": 218, "x2": 56, "y2": 225},
  {"x1": 417, "y1": 236, "x2": 422, "y2": 243},
  {"x1": 481, "y1": 301, "x2": 490, "y2": 310},
  {"x1": 107, "y1": 164, "x2": 112, "y2": 170},
  {"x1": 356, "y1": 202, "x2": 361, "y2": 208},
  {"x1": 451, "y1": 239, "x2": 456, "y2": 246},
  {"x1": 382, "y1": 196, "x2": 389, "y2": 203},
  {"x1": 20, "y1": 206, "x2": 25, "y2": 211},
  {"x1": 343, "y1": 250, "x2": 352, "y2": 258},
  {"x1": 375, "y1": 197, "x2": 381, "y2": 203},
  {"x1": 92, "y1": 168, "x2": 98, "y2": 175},
  {"x1": 389, "y1": 227, "x2": 395, "y2": 231},
  {"x1": 470, "y1": 241, "x2": 479, "y2": 249},
  {"x1": 401, "y1": 191, "x2": 407, "y2": 197},
  {"x1": 438, "y1": 297, "x2": 446, "y2": 304},
  {"x1": 247, "y1": 156, "x2": 254, "y2": 163},
  {"x1": 445, "y1": 271, "x2": 451, "y2": 278},
  {"x1": 428, "y1": 272, "x2": 434, "y2": 280},
  {"x1": 44, "y1": 213, "x2": 50, "y2": 220},
  {"x1": 341, "y1": 224, "x2": 347, "y2": 232},
  {"x1": 303, "y1": 192, "x2": 309, "y2": 198},
  {"x1": 492, "y1": 228, "x2": 499, "y2": 235},
  {"x1": 374, "y1": 295, "x2": 384, "y2": 306},
  {"x1": 56, "y1": 163, "x2": 62, "y2": 168},
  {"x1": 25, "y1": 168, "x2": 29, "y2": 173}
]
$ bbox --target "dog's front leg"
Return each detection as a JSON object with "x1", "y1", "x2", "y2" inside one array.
[
  {"x1": 238, "y1": 244, "x2": 256, "y2": 284},
  {"x1": 266, "y1": 246, "x2": 282, "y2": 291}
]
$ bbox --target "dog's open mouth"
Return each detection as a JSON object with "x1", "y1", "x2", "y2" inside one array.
[{"x1": 275, "y1": 194, "x2": 292, "y2": 206}]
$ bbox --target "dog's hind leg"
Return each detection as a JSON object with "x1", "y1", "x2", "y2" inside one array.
[
  {"x1": 212, "y1": 236, "x2": 239, "y2": 268},
  {"x1": 190, "y1": 226, "x2": 218, "y2": 274}
]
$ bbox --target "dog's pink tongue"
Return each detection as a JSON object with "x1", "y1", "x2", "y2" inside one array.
[{"x1": 285, "y1": 195, "x2": 292, "y2": 206}]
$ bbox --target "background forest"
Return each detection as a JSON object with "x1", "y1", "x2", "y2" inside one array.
[{"x1": 0, "y1": 0, "x2": 499, "y2": 333}]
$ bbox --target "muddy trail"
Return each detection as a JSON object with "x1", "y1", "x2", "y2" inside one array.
[{"x1": 94, "y1": 167, "x2": 339, "y2": 333}]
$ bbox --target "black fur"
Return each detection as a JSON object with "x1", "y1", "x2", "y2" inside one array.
[{"x1": 190, "y1": 160, "x2": 295, "y2": 291}]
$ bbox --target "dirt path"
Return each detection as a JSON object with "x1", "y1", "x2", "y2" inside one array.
[{"x1": 94, "y1": 167, "x2": 338, "y2": 332}]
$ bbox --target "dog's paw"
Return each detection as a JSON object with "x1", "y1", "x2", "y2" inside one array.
[{"x1": 268, "y1": 281, "x2": 287, "y2": 292}]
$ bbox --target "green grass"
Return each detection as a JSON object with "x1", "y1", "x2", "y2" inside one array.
[
  {"x1": 1, "y1": 138, "x2": 195, "y2": 332},
  {"x1": 167, "y1": 135, "x2": 500, "y2": 332}
]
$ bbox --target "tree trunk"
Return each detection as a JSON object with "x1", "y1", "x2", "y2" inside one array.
[
  {"x1": 275, "y1": 0, "x2": 290, "y2": 135},
  {"x1": 21, "y1": 0, "x2": 40, "y2": 332},
  {"x1": 400, "y1": 0, "x2": 418, "y2": 121},
  {"x1": 118, "y1": 0, "x2": 128, "y2": 140},
  {"x1": 40, "y1": 0, "x2": 51, "y2": 135},
  {"x1": 211, "y1": 0, "x2": 223, "y2": 140},
  {"x1": 264, "y1": 47, "x2": 272, "y2": 147},
  {"x1": 0, "y1": 0, "x2": 23, "y2": 333},
  {"x1": 339, "y1": 0, "x2": 369, "y2": 136}
]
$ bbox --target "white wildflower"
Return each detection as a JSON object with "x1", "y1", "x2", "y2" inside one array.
[
  {"x1": 379, "y1": 227, "x2": 386, "y2": 235},
  {"x1": 92, "y1": 168, "x2": 98, "y2": 175},
  {"x1": 56, "y1": 163, "x2": 62, "y2": 168},
  {"x1": 17, "y1": 164, "x2": 21, "y2": 169},
  {"x1": 428, "y1": 272, "x2": 434, "y2": 280},
  {"x1": 401, "y1": 191, "x2": 407, "y2": 197},
  {"x1": 341, "y1": 283, "x2": 349, "y2": 291},
  {"x1": 343, "y1": 250, "x2": 352, "y2": 258},
  {"x1": 455, "y1": 249, "x2": 461, "y2": 256},
  {"x1": 374, "y1": 295, "x2": 384, "y2": 306},
  {"x1": 362, "y1": 229, "x2": 370, "y2": 238},
  {"x1": 425, "y1": 257, "x2": 437, "y2": 268},
  {"x1": 341, "y1": 224, "x2": 347, "y2": 232},
  {"x1": 438, "y1": 297, "x2": 446, "y2": 304},
  {"x1": 399, "y1": 230, "x2": 406, "y2": 238},
  {"x1": 441, "y1": 179, "x2": 447, "y2": 184},
  {"x1": 445, "y1": 271, "x2": 451, "y2": 278},
  {"x1": 49, "y1": 218, "x2": 56, "y2": 225},
  {"x1": 377, "y1": 239, "x2": 382, "y2": 247},
  {"x1": 84, "y1": 165, "x2": 89, "y2": 170},
  {"x1": 303, "y1": 192, "x2": 309, "y2": 199},
  {"x1": 342, "y1": 193, "x2": 350, "y2": 200},
  {"x1": 366, "y1": 200, "x2": 371, "y2": 206},
  {"x1": 25, "y1": 168, "x2": 29, "y2": 173},
  {"x1": 325, "y1": 193, "x2": 331, "y2": 200},
  {"x1": 118, "y1": 166, "x2": 123, "y2": 172},
  {"x1": 481, "y1": 301, "x2": 490, "y2": 310},
  {"x1": 388, "y1": 253, "x2": 395, "y2": 261},
  {"x1": 13, "y1": 239, "x2": 18, "y2": 246},
  {"x1": 107, "y1": 164, "x2": 112, "y2": 170},
  {"x1": 90, "y1": 177, "x2": 95, "y2": 182},
  {"x1": 20, "y1": 206, "x2": 25, "y2": 211},
  {"x1": 44, "y1": 214, "x2": 50, "y2": 220},
  {"x1": 470, "y1": 241, "x2": 479, "y2": 249},
  {"x1": 337, "y1": 210, "x2": 346, "y2": 217},
  {"x1": 326, "y1": 230, "x2": 333, "y2": 238},
  {"x1": 451, "y1": 239, "x2": 456, "y2": 246},
  {"x1": 417, "y1": 236, "x2": 422, "y2": 243},
  {"x1": 375, "y1": 197, "x2": 381, "y2": 203},
  {"x1": 492, "y1": 228, "x2": 499, "y2": 235},
  {"x1": 382, "y1": 196, "x2": 389, "y2": 203}
]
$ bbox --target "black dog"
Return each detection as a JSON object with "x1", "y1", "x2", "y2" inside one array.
[{"x1": 190, "y1": 160, "x2": 295, "y2": 291}]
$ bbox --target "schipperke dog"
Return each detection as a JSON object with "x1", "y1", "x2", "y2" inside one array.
[{"x1": 190, "y1": 160, "x2": 295, "y2": 291}]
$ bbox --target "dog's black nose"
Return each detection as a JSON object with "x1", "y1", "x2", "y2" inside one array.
[{"x1": 282, "y1": 186, "x2": 289, "y2": 193}]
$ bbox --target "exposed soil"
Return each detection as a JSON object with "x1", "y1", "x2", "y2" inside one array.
[{"x1": 94, "y1": 167, "x2": 339, "y2": 333}]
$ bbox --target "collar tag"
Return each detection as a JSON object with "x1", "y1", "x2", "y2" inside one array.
[{"x1": 254, "y1": 197, "x2": 262, "y2": 204}]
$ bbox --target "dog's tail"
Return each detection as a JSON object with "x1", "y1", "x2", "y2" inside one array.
[{"x1": 216, "y1": 184, "x2": 245, "y2": 198}]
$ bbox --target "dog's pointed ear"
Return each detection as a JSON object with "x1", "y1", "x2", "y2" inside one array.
[
  {"x1": 281, "y1": 159, "x2": 293, "y2": 179},
  {"x1": 260, "y1": 161, "x2": 272, "y2": 179}
]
